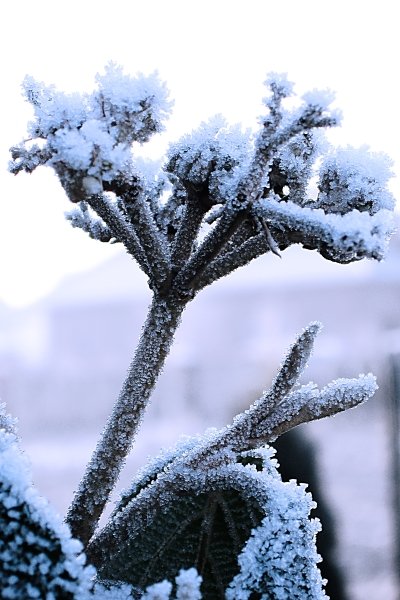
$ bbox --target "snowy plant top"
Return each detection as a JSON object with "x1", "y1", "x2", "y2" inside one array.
[
  {"x1": 11, "y1": 63, "x2": 171, "y2": 196},
  {"x1": 10, "y1": 66, "x2": 396, "y2": 297}
]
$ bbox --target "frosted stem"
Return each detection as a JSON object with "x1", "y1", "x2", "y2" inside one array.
[
  {"x1": 65, "y1": 294, "x2": 185, "y2": 545},
  {"x1": 88, "y1": 194, "x2": 152, "y2": 277}
]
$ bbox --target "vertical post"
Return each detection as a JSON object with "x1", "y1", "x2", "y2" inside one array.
[{"x1": 388, "y1": 353, "x2": 400, "y2": 596}]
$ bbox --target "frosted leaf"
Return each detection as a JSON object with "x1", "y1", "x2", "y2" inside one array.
[
  {"x1": 226, "y1": 478, "x2": 327, "y2": 599},
  {"x1": 88, "y1": 435, "x2": 326, "y2": 599},
  {"x1": 0, "y1": 424, "x2": 95, "y2": 598}
]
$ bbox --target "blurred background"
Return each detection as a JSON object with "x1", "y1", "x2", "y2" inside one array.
[{"x1": 1, "y1": 1, "x2": 400, "y2": 598}]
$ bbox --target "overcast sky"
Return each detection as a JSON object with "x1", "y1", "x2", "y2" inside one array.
[{"x1": 0, "y1": 0, "x2": 399, "y2": 307}]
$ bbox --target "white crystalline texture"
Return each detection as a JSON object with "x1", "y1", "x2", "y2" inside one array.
[
  {"x1": 142, "y1": 579, "x2": 173, "y2": 599},
  {"x1": 258, "y1": 197, "x2": 394, "y2": 261},
  {"x1": 314, "y1": 373, "x2": 378, "y2": 416},
  {"x1": 302, "y1": 88, "x2": 336, "y2": 111},
  {"x1": 175, "y1": 568, "x2": 202, "y2": 600},
  {"x1": 166, "y1": 116, "x2": 252, "y2": 203},
  {"x1": 0, "y1": 403, "x2": 18, "y2": 436},
  {"x1": 91, "y1": 582, "x2": 135, "y2": 599},
  {"x1": 94, "y1": 63, "x2": 172, "y2": 144},
  {"x1": 264, "y1": 73, "x2": 294, "y2": 97},
  {"x1": 226, "y1": 478, "x2": 327, "y2": 600},
  {"x1": 12, "y1": 63, "x2": 172, "y2": 188},
  {"x1": 317, "y1": 146, "x2": 395, "y2": 215}
]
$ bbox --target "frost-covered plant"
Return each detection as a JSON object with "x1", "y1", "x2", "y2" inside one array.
[{"x1": 6, "y1": 64, "x2": 395, "y2": 598}]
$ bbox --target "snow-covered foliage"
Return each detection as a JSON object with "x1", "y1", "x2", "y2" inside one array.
[
  {"x1": 85, "y1": 324, "x2": 375, "y2": 598},
  {"x1": 8, "y1": 65, "x2": 396, "y2": 598},
  {"x1": 90, "y1": 438, "x2": 326, "y2": 599},
  {"x1": 226, "y1": 479, "x2": 325, "y2": 599},
  {"x1": 0, "y1": 405, "x2": 95, "y2": 599}
]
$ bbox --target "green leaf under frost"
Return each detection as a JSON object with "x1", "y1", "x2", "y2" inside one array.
[{"x1": 89, "y1": 444, "x2": 326, "y2": 599}]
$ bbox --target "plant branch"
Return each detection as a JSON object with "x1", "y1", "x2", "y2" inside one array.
[
  {"x1": 172, "y1": 208, "x2": 247, "y2": 294},
  {"x1": 85, "y1": 193, "x2": 153, "y2": 277},
  {"x1": 171, "y1": 191, "x2": 210, "y2": 270},
  {"x1": 108, "y1": 177, "x2": 171, "y2": 292},
  {"x1": 194, "y1": 233, "x2": 270, "y2": 292},
  {"x1": 65, "y1": 294, "x2": 186, "y2": 546}
]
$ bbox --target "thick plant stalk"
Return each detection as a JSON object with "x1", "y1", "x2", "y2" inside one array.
[{"x1": 66, "y1": 294, "x2": 186, "y2": 545}]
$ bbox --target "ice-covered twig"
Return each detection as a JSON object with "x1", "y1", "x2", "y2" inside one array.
[
  {"x1": 257, "y1": 198, "x2": 394, "y2": 262},
  {"x1": 191, "y1": 323, "x2": 321, "y2": 461},
  {"x1": 85, "y1": 193, "x2": 153, "y2": 279},
  {"x1": 104, "y1": 175, "x2": 171, "y2": 292},
  {"x1": 65, "y1": 202, "x2": 113, "y2": 243}
]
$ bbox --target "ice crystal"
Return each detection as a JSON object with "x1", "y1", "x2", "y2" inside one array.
[{"x1": 226, "y1": 478, "x2": 327, "y2": 599}]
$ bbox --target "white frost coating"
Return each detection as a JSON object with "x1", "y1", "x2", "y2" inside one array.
[
  {"x1": 313, "y1": 373, "x2": 378, "y2": 416},
  {"x1": 264, "y1": 72, "x2": 294, "y2": 97},
  {"x1": 302, "y1": 88, "x2": 336, "y2": 111},
  {"x1": 258, "y1": 197, "x2": 394, "y2": 260},
  {"x1": 0, "y1": 417, "x2": 95, "y2": 598},
  {"x1": 166, "y1": 116, "x2": 252, "y2": 204},
  {"x1": 142, "y1": 579, "x2": 173, "y2": 599},
  {"x1": 82, "y1": 176, "x2": 103, "y2": 195},
  {"x1": 91, "y1": 582, "x2": 134, "y2": 599},
  {"x1": 175, "y1": 568, "x2": 202, "y2": 600},
  {"x1": 94, "y1": 63, "x2": 172, "y2": 142},
  {"x1": 226, "y1": 478, "x2": 327, "y2": 600},
  {"x1": 23, "y1": 76, "x2": 88, "y2": 137},
  {"x1": 318, "y1": 146, "x2": 395, "y2": 214},
  {"x1": 14, "y1": 63, "x2": 172, "y2": 189},
  {"x1": 0, "y1": 402, "x2": 18, "y2": 436}
]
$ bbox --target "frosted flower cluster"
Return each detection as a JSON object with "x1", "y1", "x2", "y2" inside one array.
[
  {"x1": 0, "y1": 405, "x2": 95, "y2": 599},
  {"x1": 166, "y1": 116, "x2": 251, "y2": 204},
  {"x1": 316, "y1": 146, "x2": 395, "y2": 215},
  {"x1": 10, "y1": 63, "x2": 171, "y2": 196}
]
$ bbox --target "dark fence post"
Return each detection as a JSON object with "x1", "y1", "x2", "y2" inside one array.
[{"x1": 388, "y1": 353, "x2": 400, "y2": 595}]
